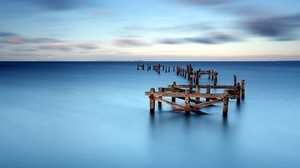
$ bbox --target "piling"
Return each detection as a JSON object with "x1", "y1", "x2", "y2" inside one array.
[
  {"x1": 213, "y1": 72, "x2": 218, "y2": 86},
  {"x1": 236, "y1": 83, "x2": 241, "y2": 104},
  {"x1": 171, "y1": 82, "x2": 176, "y2": 102},
  {"x1": 149, "y1": 88, "x2": 155, "y2": 113},
  {"x1": 185, "y1": 90, "x2": 190, "y2": 115},
  {"x1": 195, "y1": 85, "x2": 200, "y2": 103},
  {"x1": 234, "y1": 74, "x2": 237, "y2": 86},
  {"x1": 206, "y1": 86, "x2": 211, "y2": 102},
  {"x1": 241, "y1": 80, "x2": 245, "y2": 99},
  {"x1": 223, "y1": 90, "x2": 229, "y2": 117},
  {"x1": 158, "y1": 88, "x2": 163, "y2": 109}
]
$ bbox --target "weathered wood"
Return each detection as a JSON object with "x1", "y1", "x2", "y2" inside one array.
[
  {"x1": 206, "y1": 86, "x2": 211, "y2": 102},
  {"x1": 145, "y1": 91, "x2": 225, "y2": 99},
  {"x1": 171, "y1": 81, "x2": 176, "y2": 102},
  {"x1": 137, "y1": 64, "x2": 144, "y2": 70},
  {"x1": 168, "y1": 84, "x2": 237, "y2": 89},
  {"x1": 195, "y1": 85, "x2": 200, "y2": 102},
  {"x1": 149, "y1": 88, "x2": 155, "y2": 113},
  {"x1": 241, "y1": 80, "x2": 245, "y2": 99},
  {"x1": 158, "y1": 88, "x2": 163, "y2": 108},
  {"x1": 223, "y1": 90, "x2": 229, "y2": 117},
  {"x1": 155, "y1": 97, "x2": 201, "y2": 114},
  {"x1": 191, "y1": 99, "x2": 223, "y2": 109},
  {"x1": 185, "y1": 90, "x2": 190, "y2": 114},
  {"x1": 236, "y1": 83, "x2": 241, "y2": 104},
  {"x1": 234, "y1": 74, "x2": 237, "y2": 86},
  {"x1": 213, "y1": 72, "x2": 218, "y2": 86}
]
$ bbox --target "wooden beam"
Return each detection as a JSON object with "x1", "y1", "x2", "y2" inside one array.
[
  {"x1": 191, "y1": 99, "x2": 223, "y2": 109},
  {"x1": 145, "y1": 91, "x2": 225, "y2": 99}
]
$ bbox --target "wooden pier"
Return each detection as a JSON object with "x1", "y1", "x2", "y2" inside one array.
[{"x1": 138, "y1": 63, "x2": 245, "y2": 117}]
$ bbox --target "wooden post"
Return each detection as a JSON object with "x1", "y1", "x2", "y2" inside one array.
[
  {"x1": 158, "y1": 88, "x2": 163, "y2": 109},
  {"x1": 213, "y1": 72, "x2": 218, "y2": 86},
  {"x1": 171, "y1": 82, "x2": 176, "y2": 102},
  {"x1": 185, "y1": 90, "x2": 190, "y2": 115},
  {"x1": 223, "y1": 90, "x2": 229, "y2": 117},
  {"x1": 149, "y1": 88, "x2": 155, "y2": 113},
  {"x1": 241, "y1": 80, "x2": 245, "y2": 99},
  {"x1": 189, "y1": 78, "x2": 193, "y2": 90},
  {"x1": 195, "y1": 85, "x2": 200, "y2": 103},
  {"x1": 158, "y1": 64, "x2": 160, "y2": 74},
  {"x1": 234, "y1": 74, "x2": 237, "y2": 86},
  {"x1": 208, "y1": 70, "x2": 211, "y2": 79},
  {"x1": 195, "y1": 72, "x2": 199, "y2": 85},
  {"x1": 206, "y1": 86, "x2": 211, "y2": 102},
  {"x1": 236, "y1": 83, "x2": 241, "y2": 104}
]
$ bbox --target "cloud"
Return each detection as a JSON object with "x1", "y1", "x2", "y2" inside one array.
[
  {"x1": 0, "y1": 32, "x2": 63, "y2": 45},
  {"x1": 1, "y1": 0, "x2": 102, "y2": 12},
  {"x1": 176, "y1": 0, "x2": 233, "y2": 6},
  {"x1": 2, "y1": 36, "x2": 27, "y2": 44},
  {"x1": 159, "y1": 32, "x2": 238, "y2": 45},
  {"x1": 159, "y1": 38, "x2": 186, "y2": 44},
  {"x1": 38, "y1": 43, "x2": 71, "y2": 51},
  {"x1": 114, "y1": 39, "x2": 148, "y2": 47},
  {"x1": 242, "y1": 13, "x2": 300, "y2": 40},
  {"x1": 77, "y1": 43, "x2": 98, "y2": 50},
  {"x1": 30, "y1": 37, "x2": 61, "y2": 43},
  {"x1": 0, "y1": 32, "x2": 18, "y2": 37}
]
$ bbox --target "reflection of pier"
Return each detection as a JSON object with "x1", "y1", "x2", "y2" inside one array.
[{"x1": 138, "y1": 63, "x2": 245, "y2": 117}]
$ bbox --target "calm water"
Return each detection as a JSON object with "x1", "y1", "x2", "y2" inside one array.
[{"x1": 0, "y1": 61, "x2": 300, "y2": 168}]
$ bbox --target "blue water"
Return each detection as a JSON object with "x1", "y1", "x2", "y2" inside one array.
[{"x1": 0, "y1": 61, "x2": 300, "y2": 168}]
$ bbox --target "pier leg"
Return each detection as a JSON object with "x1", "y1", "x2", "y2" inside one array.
[
  {"x1": 195, "y1": 85, "x2": 200, "y2": 103},
  {"x1": 185, "y1": 90, "x2": 190, "y2": 115},
  {"x1": 149, "y1": 88, "x2": 155, "y2": 113},
  {"x1": 241, "y1": 80, "x2": 245, "y2": 99},
  {"x1": 206, "y1": 86, "x2": 211, "y2": 102},
  {"x1": 223, "y1": 90, "x2": 229, "y2": 117},
  {"x1": 158, "y1": 88, "x2": 163, "y2": 109},
  {"x1": 234, "y1": 74, "x2": 237, "y2": 86},
  {"x1": 189, "y1": 78, "x2": 193, "y2": 90},
  {"x1": 171, "y1": 82, "x2": 176, "y2": 102},
  {"x1": 236, "y1": 83, "x2": 241, "y2": 104},
  {"x1": 213, "y1": 72, "x2": 218, "y2": 86}
]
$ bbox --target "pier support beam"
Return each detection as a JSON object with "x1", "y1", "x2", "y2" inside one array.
[
  {"x1": 185, "y1": 90, "x2": 190, "y2": 115},
  {"x1": 195, "y1": 85, "x2": 200, "y2": 103},
  {"x1": 241, "y1": 80, "x2": 245, "y2": 99},
  {"x1": 236, "y1": 83, "x2": 241, "y2": 104},
  {"x1": 213, "y1": 72, "x2": 218, "y2": 86},
  {"x1": 149, "y1": 88, "x2": 155, "y2": 113},
  {"x1": 158, "y1": 88, "x2": 163, "y2": 109},
  {"x1": 171, "y1": 82, "x2": 176, "y2": 102},
  {"x1": 206, "y1": 86, "x2": 211, "y2": 102},
  {"x1": 234, "y1": 74, "x2": 237, "y2": 86},
  {"x1": 223, "y1": 90, "x2": 229, "y2": 117}
]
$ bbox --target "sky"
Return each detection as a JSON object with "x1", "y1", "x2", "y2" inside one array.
[{"x1": 0, "y1": 0, "x2": 300, "y2": 61}]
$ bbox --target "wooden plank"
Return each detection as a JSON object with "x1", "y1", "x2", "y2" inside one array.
[
  {"x1": 191, "y1": 99, "x2": 223, "y2": 108},
  {"x1": 168, "y1": 84, "x2": 237, "y2": 89},
  {"x1": 155, "y1": 97, "x2": 202, "y2": 114},
  {"x1": 145, "y1": 91, "x2": 225, "y2": 99}
]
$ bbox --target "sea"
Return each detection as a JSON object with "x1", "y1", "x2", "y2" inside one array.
[{"x1": 0, "y1": 61, "x2": 299, "y2": 168}]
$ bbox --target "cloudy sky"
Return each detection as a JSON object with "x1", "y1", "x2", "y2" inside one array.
[{"x1": 0, "y1": 0, "x2": 300, "y2": 61}]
